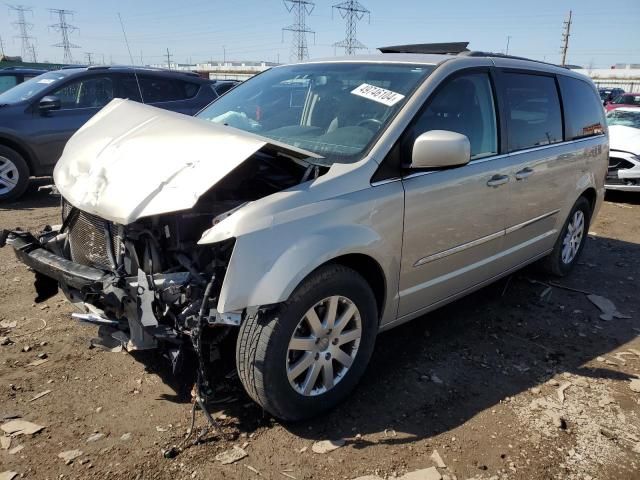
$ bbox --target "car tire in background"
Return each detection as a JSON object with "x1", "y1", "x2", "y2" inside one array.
[
  {"x1": 542, "y1": 196, "x2": 592, "y2": 277},
  {"x1": 236, "y1": 264, "x2": 378, "y2": 421},
  {"x1": 0, "y1": 146, "x2": 30, "y2": 202}
]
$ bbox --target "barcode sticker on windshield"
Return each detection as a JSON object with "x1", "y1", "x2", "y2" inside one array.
[{"x1": 351, "y1": 83, "x2": 405, "y2": 107}]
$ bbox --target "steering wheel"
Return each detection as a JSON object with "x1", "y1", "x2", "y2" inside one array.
[{"x1": 357, "y1": 118, "x2": 384, "y2": 131}]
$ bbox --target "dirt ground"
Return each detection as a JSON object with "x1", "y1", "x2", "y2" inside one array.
[{"x1": 1, "y1": 182, "x2": 639, "y2": 480}]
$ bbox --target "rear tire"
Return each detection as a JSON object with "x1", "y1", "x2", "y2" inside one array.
[
  {"x1": 0, "y1": 146, "x2": 30, "y2": 202},
  {"x1": 236, "y1": 264, "x2": 378, "y2": 421},
  {"x1": 542, "y1": 196, "x2": 592, "y2": 276}
]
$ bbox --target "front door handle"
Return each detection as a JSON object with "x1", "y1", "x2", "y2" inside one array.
[
  {"x1": 486, "y1": 174, "x2": 509, "y2": 187},
  {"x1": 515, "y1": 167, "x2": 534, "y2": 180}
]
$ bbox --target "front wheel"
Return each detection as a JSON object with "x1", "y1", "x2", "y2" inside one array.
[
  {"x1": 236, "y1": 264, "x2": 378, "y2": 421},
  {"x1": 542, "y1": 196, "x2": 592, "y2": 276}
]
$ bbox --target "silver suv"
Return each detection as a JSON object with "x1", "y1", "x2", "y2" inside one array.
[{"x1": 2, "y1": 46, "x2": 608, "y2": 421}]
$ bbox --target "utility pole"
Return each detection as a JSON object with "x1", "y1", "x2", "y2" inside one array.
[
  {"x1": 332, "y1": 0, "x2": 370, "y2": 55},
  {"x1": 9, "y1": 5, "x2": 37, "y2": 62},
  {"x1": 166, "y1": 48, "x2": 172, "y2": 69},
  {"x1": 282, "y1": 0, "x2": 315, "y2": 62},
  {"x1": 49, "y1": 9, "x2": 80, "y2": 64},
  {"x1": 222, "y1": 45, "x2": 226, "y2": 65},
  {"x1": 505, "y1": 35, "x2": 511, "y2": 55},
  {"x1": 84, "y1": 52, "x2": 93, "y2": 64},
  {"x1": 0, "y1": 36, "x2": 5, "y2": 57},
  {"x1": 560, "y1": 10, "x2": 572, "y2": 66},
  {"x1": 30, "y1": 43, "x2": 37, "y2": 62}
]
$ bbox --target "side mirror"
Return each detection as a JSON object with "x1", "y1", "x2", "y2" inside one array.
[
  {"x1": 411, "y1": 130, "x2": 471, "y2": 169},
  {"x1": 39, "y1": 95, "x2": 61, "y2": 113}
]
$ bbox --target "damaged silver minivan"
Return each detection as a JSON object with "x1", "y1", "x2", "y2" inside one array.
[{"x1": 1, "y1": 46, "x2": 608, "y2": 420}]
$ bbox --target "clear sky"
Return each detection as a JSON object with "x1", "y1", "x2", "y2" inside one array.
[{"x1": 1, "y1": 0, "x2": 638, "y2": 68}]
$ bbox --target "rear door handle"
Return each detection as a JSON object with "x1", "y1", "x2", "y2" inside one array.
[
  {"x1": 515, "y1": 167, "x2": 534, "y2": 180},
  {"x1": 486, "y1": 174, "x2": 509, "y2": 187}
]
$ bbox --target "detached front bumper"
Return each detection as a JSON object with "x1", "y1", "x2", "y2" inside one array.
[{"x1": 5, "y1": 231, "x2": 111, "y2": 290}]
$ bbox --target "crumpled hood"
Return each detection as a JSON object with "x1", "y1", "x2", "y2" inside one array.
[
  {"x1": 609, "y1": 125, "x2": 640, "y2": 156},
  {"x1": 54, "y1": 99, "x2": 318, "y2": 225}
]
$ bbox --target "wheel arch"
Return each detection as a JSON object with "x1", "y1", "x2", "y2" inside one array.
[
  {"x1": 580, "y1": 186, "x2": 597, "y2": 213},
  {"x1": 0, "y1": 135, "x2": 35, "y2": 174},
  {"x1": 317, "y1": 253, "x2": 386, "y2": 322}
]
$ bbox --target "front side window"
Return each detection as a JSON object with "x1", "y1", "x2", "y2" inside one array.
[
  {"x1": 52, "y1": 76, "x2": 114, "y2": 109},
  {"x1": 197, "y1": 62, "x2": 434, "y2": 165},
  {"x1": 503, "y1": 73, "x2": 562, "y2": 151},
  {"x1": 408, "y1": 72, "x2": 498, "y2": 160},
  {"x1": 559, "y1": 76, "x2": 605, "y2": 140}
]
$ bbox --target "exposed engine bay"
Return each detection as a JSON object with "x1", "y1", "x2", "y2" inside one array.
[{"x1": 2, "y1": 145, "x2": 325, "y2": 403}]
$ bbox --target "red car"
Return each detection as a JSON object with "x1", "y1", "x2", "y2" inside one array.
[{"x1": 605, "y1": 93, "x2": 640, "y2": 111}]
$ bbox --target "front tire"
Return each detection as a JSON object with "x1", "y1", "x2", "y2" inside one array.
[
  {"x1": 542, "y1": 196, "x2": 592, "y2": 276},
  {"x1": 236, "y1": 264, "x2": 378, "y2": 421},
  {"x1": 0, "y1": 146, "x2": 30, "y2": 202}
]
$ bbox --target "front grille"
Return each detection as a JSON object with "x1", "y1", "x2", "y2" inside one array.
[{"x1": 62, "y1": 199, "x2": 120, "y2": 271}]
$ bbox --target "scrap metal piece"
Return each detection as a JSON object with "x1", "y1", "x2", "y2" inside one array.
[
  {"x1": 136, "y1": 268, "x2": 158, "y2": 327},
  {"x1": 72, "y1": 312, "x2": 119, "y2": 327}
]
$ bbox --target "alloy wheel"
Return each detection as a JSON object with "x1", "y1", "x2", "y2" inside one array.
[
  {"x1": 0, "y1": 156, "x2": 19, "y2": 196},
  {"x1": 286, "y1": 295, "x2": 362, "y2": 396},
  {"x1": 561, "y1": 210, "x2": 585, "y2": 264}
]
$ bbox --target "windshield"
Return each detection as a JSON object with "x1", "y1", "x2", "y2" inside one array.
[
  {"x1": 0, "y1": 70, "x2": 69, "y2": 104},
  {"x1": 197, "y1": 62, "x2": 434, "y2": 164},
  {"x1": 607, "y1": 110, "x2": 640, "y2": 129},
  {"x1": 612, "y1": 94, "x2": 640, "y2": 105}
]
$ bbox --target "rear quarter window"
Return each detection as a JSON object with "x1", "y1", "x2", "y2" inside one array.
[
  {"x1": 503, "y1": 73, "x2": 563, "y2": 151},
  {"x1": 559, "y1": 76, "x2": 605, "y2": 140},
  {"x1": 182, "y1": 81, "x2": 200, "y2": 99}
]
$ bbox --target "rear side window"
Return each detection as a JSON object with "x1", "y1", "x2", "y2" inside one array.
[
  {"x1": 139, "y1": 76, "x2": 183, "y2": 103},
  {"x1": 558, "y1": 76, "x2": 605, "y2": 140},
  {"x1": 503, "y1": 73, "x2": 562, "y2": 151}
]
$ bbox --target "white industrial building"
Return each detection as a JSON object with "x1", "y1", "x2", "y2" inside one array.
[
  {"x1": 150, "y1": 60, "x2": 277, "y2": 81},
  {"x1": 573, "y1": 64, "x2": 640, "y2": 93}
]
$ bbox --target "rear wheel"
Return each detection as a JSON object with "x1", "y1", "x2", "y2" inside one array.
[
  {"x1": 0, "y1": 146, "x2": 30, "y2": 202},
  {"x1": 236, "y1": 264, "x2": 378, "y2": 421},
  {"x1": 542, "y1": 196, "x2": 592, "y2": 276}
]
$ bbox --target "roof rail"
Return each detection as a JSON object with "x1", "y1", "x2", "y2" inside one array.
[
  {"x1": 379, "y1": 42, "x2": 469, "y2": 55},
  {"x1": 461, "y1": 51, "x2": 568, "y2": 69}
]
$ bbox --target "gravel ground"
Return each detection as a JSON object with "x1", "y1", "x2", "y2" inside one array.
[{"x1": 0, "y1": 183, "x2": 639, "y2": 480}]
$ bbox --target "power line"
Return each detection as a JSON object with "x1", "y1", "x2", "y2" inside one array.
[
  {"x1": 560, "y1": 10, "x2": 572, "y2": 66},
  {"x1": 282, "y1": 0, "x2": 315, "y2": 62},
  {"x1": 8, "y1": 5, "x2": 37, "y2": 62},
  {"x1": 332, "y1": 0, "x2": 370, "y2": 55},
  {"x1": 49, "y1": 8, "x2": 80, "y2": 64}
]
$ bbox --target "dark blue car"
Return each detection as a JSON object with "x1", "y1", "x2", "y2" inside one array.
[{"x1": 0, "y1": 66, "x2": 225, "y2": 200}]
